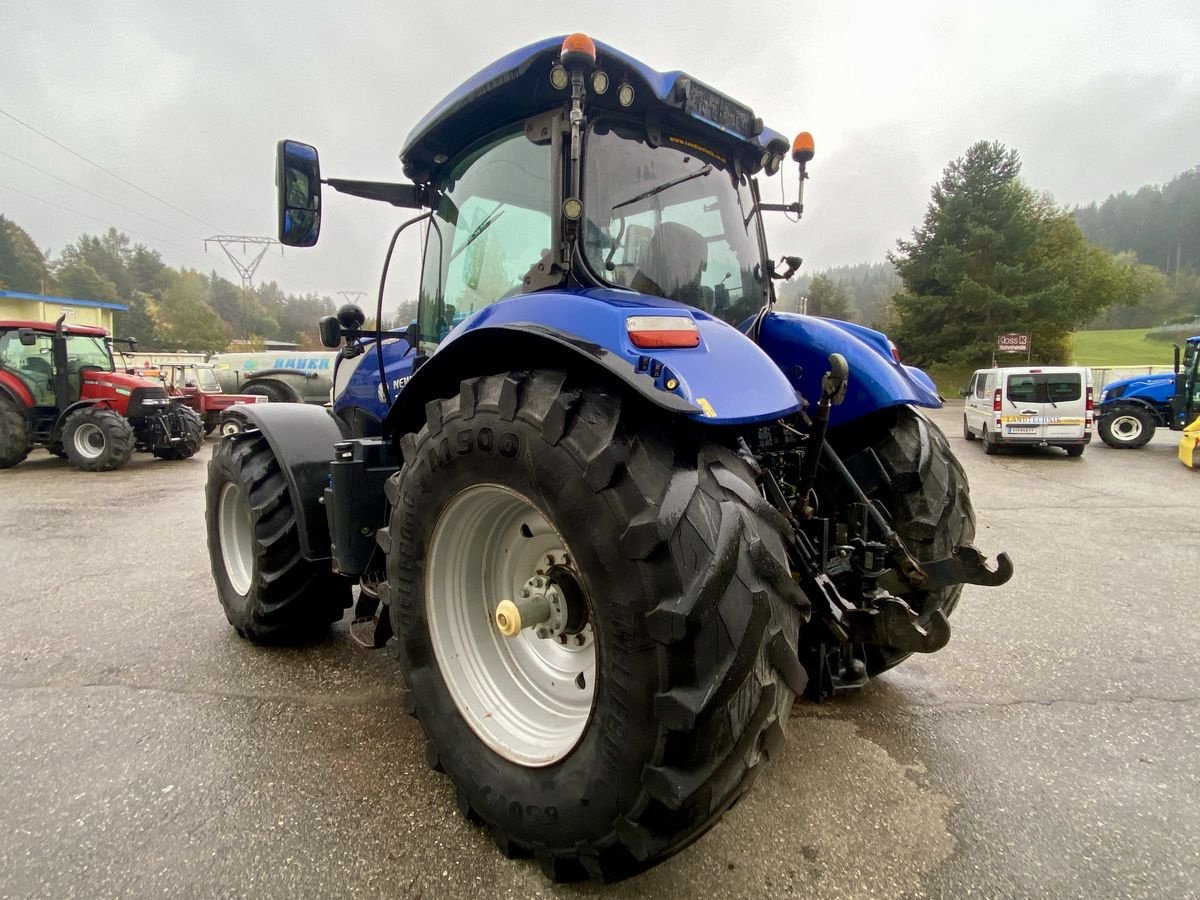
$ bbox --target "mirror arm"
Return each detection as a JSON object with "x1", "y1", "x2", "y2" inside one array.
[{"x1": 324, "y1": 178, "x2": 427, "y2": 209}]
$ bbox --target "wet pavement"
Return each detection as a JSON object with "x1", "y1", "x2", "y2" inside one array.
[{"x1": 1, "y1": 404, "x2": 1196, "y2": 898}]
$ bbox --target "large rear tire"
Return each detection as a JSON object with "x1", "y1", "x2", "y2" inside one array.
[
  {"x1": 205, "y1": 431, "x2": 351, "y2": 642},
  {"x1": 381, "y1": 370, "x2": 809, "y2": 882},
  {"x1": 0, "y1": 396, "x2": 31, "y2": 468},
  {"x1": 63, "y1": 407, "x2": 135, "y2": 472},
  {"x1": 152, "y1": 406, "x2": 205, "y2": 460},
  {"x1": 1098, "y1": 406, "x2": 1155, "y2": 449},
  {"x1": 831, "y1": 406, "x2": 975, "y2": 675}
]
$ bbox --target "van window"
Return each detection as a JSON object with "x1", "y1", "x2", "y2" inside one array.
[
  {"x1": 973, "y1": 373, "x2": 988, "y2": 399},
  {"x1": 1006, "y1": 373, "x2": 1082, "y2": 404}
]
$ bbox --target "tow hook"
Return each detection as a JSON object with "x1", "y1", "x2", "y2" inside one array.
[{"x1": 877, "y1": 545, "x2": 1014, "y2": 596}]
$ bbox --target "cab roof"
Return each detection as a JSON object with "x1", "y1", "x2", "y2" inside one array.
[
  {"x1": 400, "y1": 35, "x2": 790, "y2": 182},
  {"x1": 0, "y1": 319, "x2": 109, "y2": 337}
]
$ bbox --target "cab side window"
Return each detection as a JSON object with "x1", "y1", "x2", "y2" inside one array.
[
  {"x1": 0, "y1": 331, "x2": 55, "y2": 403},
  {"x1": 973, "y1": 373, "x2": 988, "y2": 399}
]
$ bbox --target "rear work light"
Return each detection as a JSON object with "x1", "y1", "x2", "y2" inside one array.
[{"x1": 626, "y1": 316, "x2": 701, "y2": 349}]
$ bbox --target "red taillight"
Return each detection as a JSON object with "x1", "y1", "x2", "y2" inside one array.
[
  {"x1": 1086, "y1": 386, "x2": 1093, "y2": 428},
  {"x1": 626, "y1": 316, "x2": 700, "y2": 349},
  {"x1": 889, "y1": 342, "x2": 901, "y2": 363},
  {"x1": 993, "y1": 388, "x2": 1002, "y2": 413},
  {"x1": 1086, "y1": 386, "x2": 1094, "y2": 412}
]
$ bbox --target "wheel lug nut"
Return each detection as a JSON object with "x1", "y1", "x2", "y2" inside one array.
[
  {"x1": 556, "y1": 634, "x2": 568, "y2": 644},
  {"x1": 573, "y1": 634, "x2": 585, "y2": 646}
]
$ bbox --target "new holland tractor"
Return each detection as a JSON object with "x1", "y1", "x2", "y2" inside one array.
[{"x1": 206, "y1": 35, "x2": 1013, "y2": 881}]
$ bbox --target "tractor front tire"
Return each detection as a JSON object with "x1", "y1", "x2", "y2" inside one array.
[
  {"x1": 381, "y1": 370, "x2": 809, "y2": 882},
  {"x1": 832, "y1": 406, "x2": 975, "y2": 675},
  {"x1": 63, "y1": 407, "x2": 135, "y2": 471},
  {"x1": 1098, "y1": 406, "x2": 1155, "y2": 449},
  {"x1": 205, "y1": 431, "x2": 351, "y2": 642},
  {"x1": 0, "y1": 396, "x2": 31, "y2": 468},
  {"x1": 153, "y1": 406, "x2": 205, "y2": 460}
]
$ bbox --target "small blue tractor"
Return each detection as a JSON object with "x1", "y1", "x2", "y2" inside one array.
[
  {"x1": 1097, "y1": 335, "x2": 1200, "y2": 448},
  {"x1": 205, "y1": 34, "x2": 1012, "y2": 881}
]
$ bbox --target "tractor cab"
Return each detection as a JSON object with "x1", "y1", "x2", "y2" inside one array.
[{"x1": 278, "y1": 35, "x2": 806, "y2": 337}]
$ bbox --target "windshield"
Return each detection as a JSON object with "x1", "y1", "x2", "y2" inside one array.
[
  {"x1": 418, "y1": 124, "x2": 552, "y2": 348},
  {"x1": 583, "y1": 119, "x2": 764, "y2": 325},
  {"x1": 65, "y1": 335, "x2": 113, "y2": 372}
]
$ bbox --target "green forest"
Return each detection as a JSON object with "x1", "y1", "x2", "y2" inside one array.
[{"x1": 0, "y1": 215, "x2": 345, "y2": 354}]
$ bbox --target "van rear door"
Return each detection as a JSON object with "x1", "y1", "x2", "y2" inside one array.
[{"x1": 1003, "y1": 371, "x2": 1086, "y2": 441}]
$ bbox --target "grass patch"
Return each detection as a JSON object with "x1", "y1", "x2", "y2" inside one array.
[
  {"x1": 1071, "y1": 329, "x2": 1172, "y2": 367},
  {"x1": 924, "y1": 363, "x2": 977, "y2": 397}
]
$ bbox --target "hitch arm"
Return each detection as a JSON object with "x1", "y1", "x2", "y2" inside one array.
[{"x1": 877, "y1": 545, "x2": 1014, "y2": 596}]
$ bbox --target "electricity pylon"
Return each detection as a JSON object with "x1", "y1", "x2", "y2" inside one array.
[{"x1": 205, "y1": 235, "x2": 281, "y2": 338}]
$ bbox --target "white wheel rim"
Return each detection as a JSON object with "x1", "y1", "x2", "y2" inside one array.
[
  {"x1": 221, "y1": 421, "x2": 242, "y2": 436},
  {"x1": 72, "y1": 422, "x2": 106, "y2": 459},
  {"x1": 1111, "y1": 415, "x2": 1142, "y2": 440},
  {"x1": 426, "y1": 484, "x2": 596, "y2": 767},
  {"x1": 218, "y1": 482, "x2": 254, "y2": 595}
]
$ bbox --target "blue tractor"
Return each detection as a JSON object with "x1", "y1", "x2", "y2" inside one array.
[
  {"x1": 1097, "y1": 335, "x2": 1200, "y2": 448},
  {"x1": 205, "y1": 35, "x2": 1012, "y2": 881}
]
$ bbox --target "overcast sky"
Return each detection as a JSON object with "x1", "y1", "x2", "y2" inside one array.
[{"x1": 2, "y1": 1, "x2": 1198, "y2": 310}]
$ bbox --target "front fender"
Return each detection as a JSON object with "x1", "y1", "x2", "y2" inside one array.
[
  {"x1": 755, "y1": 312, "x2": 942, "y2": 427},
  {"x1": 222, "y1": 402, "x2": 349, "y2": 560},
  {"x1": 384, "y1": 289, "x2": 801, "y2": 435}
]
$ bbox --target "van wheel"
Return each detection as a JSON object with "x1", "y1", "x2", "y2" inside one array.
[
  {"x1": 963, "y1": 415, "x2": 975, "y2": 441},
  {"x1": 1065, "y1": 445, "x2": 1085, "y2": 458},
  {"x1": 982, "y1": 425, "x2": 999, "y2": 455}
]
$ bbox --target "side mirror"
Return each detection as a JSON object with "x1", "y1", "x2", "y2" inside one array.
[
  {"x1": 276, "y1": 139, "x2": 322, "y2": 247},
  {"x1": 318, "y1": 315, "x2": 342, "y2": 348},
  {"x1": 18, "y1": 328, "x2": 36, "y2": 346},
  {"x1": 958, "y1": 388, "x2": 970, "y2": 398},
  {"x1": 128, "y1": 337, "x2": 139, "y2": 352}
]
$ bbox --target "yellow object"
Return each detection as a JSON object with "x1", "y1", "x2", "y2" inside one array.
[
  {"x1": 1179, "y1": 415, "x2": 1200, "y2": 469},
  {"x1": 696, "y1": 397, "x2": 716, "y2": 418},
  {"x1": 494, "y1": 600, "x2": 522, "y2": 637}
]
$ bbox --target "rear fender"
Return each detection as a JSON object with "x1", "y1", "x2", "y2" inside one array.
[
  {"x1": 755, "y1": 312, "x2": 943, "y2": 427},
  {"x1": 383, "y1": 290, "x2": 801, "y2": 436},
  {"x1": 223, "y1": 402, "x2": 349, "y2": 560},
  {"x1": 1100, "y1": 397, "x2": 1169, "y2": 427}
]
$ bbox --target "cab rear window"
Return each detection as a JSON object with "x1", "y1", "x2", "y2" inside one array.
[{"x1": 1006, "y1": 373, "x2": 1082, "y2": 403}]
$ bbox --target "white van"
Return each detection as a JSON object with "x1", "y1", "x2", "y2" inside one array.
[{"x1": 961, "y1": 366, "x2": 1094, "y2": 457}]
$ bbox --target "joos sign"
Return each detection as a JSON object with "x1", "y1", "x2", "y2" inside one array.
[{"x1": 997, "y1": 333, "x2": 1029, "y2": 353}]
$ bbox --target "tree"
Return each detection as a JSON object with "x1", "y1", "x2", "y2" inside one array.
[
  {"x1": 56, "y1": 259, "x2": 121, "y2": 304},
  {"x1": 890, "y1": 141, "x2": 1152, "y2": 366},
  {"x1": 155, "y1": 270, "x2": 231, "y2": 354},
  {"x1": 0, "y1": 215, "x2": 51, "y2": 292},
  {"x1": 804, "y1": 274, "x2": 853, "y2": 320}
]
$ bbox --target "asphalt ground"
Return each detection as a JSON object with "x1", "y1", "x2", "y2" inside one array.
[{"x1": 1, "y1": 403, "x2": 1197, "y2": 899}]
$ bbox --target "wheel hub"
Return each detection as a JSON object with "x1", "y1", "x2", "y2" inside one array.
[{"x1": 426, "y1": 484, "x2": 597, "y2": 766}]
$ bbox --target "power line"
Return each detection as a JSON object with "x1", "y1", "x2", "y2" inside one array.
[
  {"x1": 0, "y1": 181, "x2": 227, "y2": 273},
  {"x1": 0, "y1": 149, "x2": 204, "y2": 241},
  {"x1": 0, "y1": 105, "x2": 223, "y2": 233}
]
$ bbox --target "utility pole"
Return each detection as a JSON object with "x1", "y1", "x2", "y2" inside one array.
[{"x1": 205, "y1": 235, "x2": 281, "y2": 339}]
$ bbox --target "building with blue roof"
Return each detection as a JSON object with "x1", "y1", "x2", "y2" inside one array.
[{"x1": 0, "y1": 289, "x2": 128, "y2": 332}]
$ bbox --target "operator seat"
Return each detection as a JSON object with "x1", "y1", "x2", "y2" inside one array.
[{"x1": 630, "y1": 222, "x2": 708, "y2": 308}]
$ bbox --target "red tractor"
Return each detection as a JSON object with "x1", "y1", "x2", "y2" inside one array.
[
  {"x1": 0, "y1": 316, "x2": 205, "y2": 471},
  {"x1": 154, "y1": 362, "x2": 266, "y2": 436}
]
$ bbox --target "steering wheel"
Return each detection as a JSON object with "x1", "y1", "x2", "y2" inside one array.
[{"x1": 23, "y1": 356, "x2": 51, "y2": 377}]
